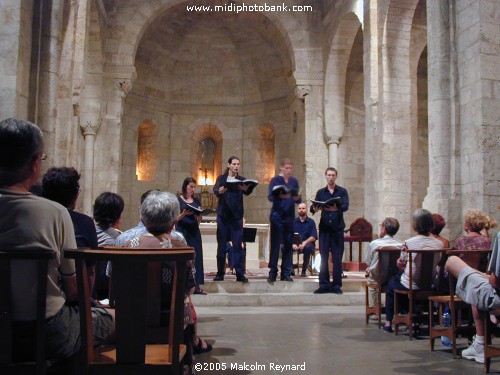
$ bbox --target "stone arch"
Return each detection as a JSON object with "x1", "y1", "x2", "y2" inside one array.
[
  {"x1": 102, "y1": 0, "x2": 298, "y2": 72},
  {"x1": 136, "y1": 120, "x2": 158, "y2": 181},
  {"x1": 324, "y1": 12, "x2": 362, "y2": 155},
  {"x1": 255, "y1": 124, "x2": 276, "y2": 184},
  {"x1": 190, "y1": 124, "x2": 223, "y2": 186}
]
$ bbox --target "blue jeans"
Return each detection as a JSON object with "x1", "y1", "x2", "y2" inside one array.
[{"x1": 385, "y1": 277, "x2": 408, "y2": 322}]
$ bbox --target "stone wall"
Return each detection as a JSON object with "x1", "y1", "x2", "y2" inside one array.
[
  {"x1": 0, "y1": 0, "x2": 32, "y2": 119},
  {"x1": 456, "y1": 0, "x2": 500, "y2": 216}
]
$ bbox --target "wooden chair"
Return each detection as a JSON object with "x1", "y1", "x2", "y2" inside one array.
[
  {"x1": 0, "y1": 249, "x2": 56, "y2": 375},
  {"x1": 393, "y1": 249, "x2": 447, "y2": 340},
  {"x1": 429, "y1": 249, "x2": 491, "y2": 358},
  {"x1": 65, "y1": 246, "x2": 194, "y2": 375},
  {"x1": 344, "y1": 217, "x2": 373, "y2": 270},
  {"x1": 365, "y1": 246, "x2": 401, "y2": 326},
  {"x1": 485, "y1": 309, "x2": 500, "y2": 373}
]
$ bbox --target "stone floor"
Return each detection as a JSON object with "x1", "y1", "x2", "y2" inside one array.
[
  {"x1": 191, "y1": 268, "x2": 498, "y2": 374},
  {"x1": 194, "y1": 305, "x2": 497, "y2": 374}
]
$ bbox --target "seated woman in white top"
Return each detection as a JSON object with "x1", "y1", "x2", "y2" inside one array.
[{"x1": 383, "y1": 208, "x2": 443, "y2": 332}]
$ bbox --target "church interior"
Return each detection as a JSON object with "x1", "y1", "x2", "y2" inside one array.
[
  {"x1": 1, "y1": 0, "x2": 500, "y2": 373},
  {"x1": 1, "y1": 0, "x2": 497, "y2": 239}
]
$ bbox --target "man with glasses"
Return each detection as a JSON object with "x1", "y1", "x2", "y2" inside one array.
[{"x1": 365, "y1": 217, "x2": 402, "y2": 306}]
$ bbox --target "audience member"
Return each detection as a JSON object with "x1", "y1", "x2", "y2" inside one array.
[
  {"x1": 268, "y1": 158, "x2": 301, "y2": 282},
  {"x1": 311, "y1": 167, "x2": 349, "y2": 294},
  {"x1": 442, "y1": 210, "x2": 493, "y2": 363},
  {"x1": 431, "y1": 213, "x2": 450, "y2": 248},
  {"x1": 0, "y1": 118, "x2": 113, "y2": 363},
  {"x1": 93, "y1": 191, "x2": 124, "y2": 298},
  {"x1": 42, "y1": 167, "x2": 99, "y2": 294},
  {"x1": 123, "y1": 190, "x2": 212, "y2": 356},
  {"x1": 93, "y1": 192, "x2": 124, "y2": 246},
  {"x1": 292, "y1": 202, "x2": 317, "y2": 277},
  {"x1": 365, "y1": 217, "x2": 402, "y2": 307},
  {"x1": 446, "y1": 231, "x2": 500, "y2": 363},
  {"x1": 481, "y1": 216, "x2": 498, "y2": 237},
  {"x1": 114, "y1": 189, "x2": 186, "y2": 246},
  {"x1": 177, "y1": 177, "x2": 206, "y2": 294},
  {"x1": 383, "y1": 208, "x2": 443, "y2": 332},
  {"x1": 455, "y1": 209, "x2": 492, "y2": 269}
]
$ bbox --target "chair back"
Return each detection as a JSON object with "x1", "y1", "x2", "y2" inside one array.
[
  {"x1": 65, "y1": 247, "x2": 194, "y2": 374},
  {"x1": 375, "y1": 246, "x2": 401, "y2": 285},
  {"x1": 345, "y1": 217, "x2": 373, "y2": 240},
  {"x1": 0, "y1": 249, "x2": 56, "y2": 375},
  {"x1": 449, "y1": 248, "x2": 491, "y2": 272},
  {"x1": 407, "y1": 249, "x2": 447, "y2": 291},
  {"x1": 446, "y1": 249, "x2": 492, "y2": 294}
]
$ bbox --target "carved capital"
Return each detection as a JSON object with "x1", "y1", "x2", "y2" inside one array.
[
  {"x1": 294, "y1": 71, "x2": 324, "y2": 86},
  {"x1": 295, "y1": 85, "x2": 311, "y2": 99},
  {"x1": 103, "y1": 64, "x2": 136, "y2": 97},
  {"x1": 79, "y1": 118, "x2": 101, "y2": 136},
  {"x1": 102, "y1": 64, "x2": 137, "y2": 80},
  {"x1": 323, "y1": 128, "x2": 342, "y2": 145},
  {"x1": 118, "y1": 79, "x2": 133, "y2": 94}
]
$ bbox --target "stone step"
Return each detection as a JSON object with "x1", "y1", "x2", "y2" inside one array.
[
  {"x1": 191, "y1": 291, "x2": 365, "y2": 307},
  {"x1": 191, "y1": 277, "x2": 368, "y2": 307},
  {"x1": 199, "y1": 278, "x2": 366, "y2": 293}
]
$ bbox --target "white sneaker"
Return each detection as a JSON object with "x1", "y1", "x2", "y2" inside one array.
[{"x1": 462, "y1": 335, "x2": 485, "y2": 364}]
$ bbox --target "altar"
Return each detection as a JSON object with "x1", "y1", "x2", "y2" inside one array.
[{"x1": 199, "y1": 222, "x2": 270, "y2": 269}]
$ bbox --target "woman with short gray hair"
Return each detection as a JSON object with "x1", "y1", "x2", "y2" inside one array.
[
  {"x1": 140, "y1": 190, "x2": 180, "y2": 236},
  {"x1": 123, "y1": 190, "x2": 212, "y2": 357}
]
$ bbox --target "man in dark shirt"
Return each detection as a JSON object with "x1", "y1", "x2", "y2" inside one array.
[
  {"x1": 42, "y1": 167, "x2": 98, "y2": 292},
  {"x1": 267, "y1": 158, "x2": 301, "y2": 282},
  {"x1": 213, "y1": 156, "x2": 255, "y2": 282},
  {"x1": 311, "y1": 167, "x2": 349, "y2": 294},
  {"x1": 293, "y1": 203, "x2": 318, "y2": 277}
]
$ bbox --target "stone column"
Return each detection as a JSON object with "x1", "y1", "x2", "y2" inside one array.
[
  {"x1": 93, "y1": 65, "x2": 136, "y2": 194},
  {"x1": 295, "y1": 84, "x2": 326, "y2": 206},
  {"x1": 423, "y1": 0, "x2": 461, "y2": 239},
  {"x1": 79, "y1": 117, "x2": 100, "y2": 216},
  {"x1": 36, "y1": 0, "x2": 64, "y2": 166},
  {"x1": 362, "y1": 0, "x2": 381, "y2": 227}
]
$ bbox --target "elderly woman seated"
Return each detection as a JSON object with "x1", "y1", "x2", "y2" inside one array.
[
  {"x1": 122, "y1": 190, "x2": 212, "y2": 356},
  {"x1": 383, "y1": 208, "x2": 444, "y2": 333},
  {"x1": 444, "y1": 210, "x2": 494, "y2": 364}
]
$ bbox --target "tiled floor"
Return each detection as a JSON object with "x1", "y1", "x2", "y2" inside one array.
[{"x1": 194, "y1": 305, "x2": 497, "y2": 375}]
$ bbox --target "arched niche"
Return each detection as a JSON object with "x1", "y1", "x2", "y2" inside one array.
[
  {"x1": 190, "y1": 124, "x2": 223, "y2": 186},
  {"x1": 256, "y1": 125, "x2": 275, "y2": 184},
  {"x1": 136, "y1": 120, "x2": 157, "y2": 181}
]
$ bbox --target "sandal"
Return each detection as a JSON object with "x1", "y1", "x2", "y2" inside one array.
[
  {"x1": 194, "y1": 288, "x2": 208, "y2": 295},
  {"x1": 193, "y1": 338, "x2": 212, "y2": 354}
]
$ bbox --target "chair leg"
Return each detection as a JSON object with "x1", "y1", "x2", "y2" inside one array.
[
  {"x1": 365, "y1": 284, "x2": 370, "y2": 325},
  {"x1": 377, "y1": 291, "x2": 382, "y2": 329},
  {"x1": 408, "y1": 297, "x2": 413, "y2": 341},
  {"x1": 429, "y1": 300, "x2": 435, "y2": 351}
]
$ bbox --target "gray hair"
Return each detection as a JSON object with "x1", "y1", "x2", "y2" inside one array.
[
  {"x1": 140, "y1": 191, "x2": 180, "y2": 236},
  {"x1": 412, "y1": 208, "x2": 435, "y2": 235},
  {"x1": 0, "y1": 118, "x2": 44, "y2": 186}
]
